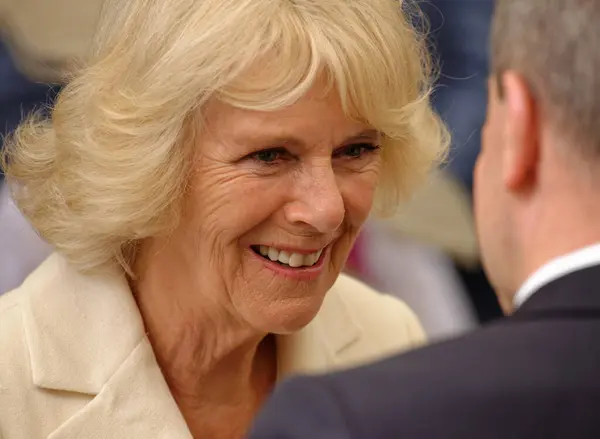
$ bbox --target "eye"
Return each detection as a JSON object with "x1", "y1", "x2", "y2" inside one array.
[
  {"x1": 335, "y1": 143, "x2": 381, "y2": 159},
  {"x1": 249, "y1": 147, "x2": 289, "y2": 164}
]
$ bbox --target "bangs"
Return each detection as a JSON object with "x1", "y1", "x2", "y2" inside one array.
[{"x1": 216, "y1": 0, "x2": 430, "y2": 137}]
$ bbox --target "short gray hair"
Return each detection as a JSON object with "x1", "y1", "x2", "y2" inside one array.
[{"x1": 492, "y1": 0, "x2": 600, "y2": 154}]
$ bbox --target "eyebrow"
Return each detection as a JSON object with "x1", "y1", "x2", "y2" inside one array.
[
  {"x1": 343, "y1": 129, "x2": 381, "y2": 144},
  {"x1": 240, "y1": 129, "x2": 381, "y2": 150}
]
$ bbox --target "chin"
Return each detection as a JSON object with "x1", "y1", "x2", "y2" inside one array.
[{"x1": 244, "y1": 294, "x2": 327, "y2": 334}]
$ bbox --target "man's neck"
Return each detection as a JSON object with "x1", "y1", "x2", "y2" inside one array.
[
  {"x1": 507, "y1": 198, "x2": 600, "y2": 312},
  {"x1": 501, "y1": 138, "x2": 600, "y2": 312},
  {"x1": 512, "y1": 242, "x2": 600, "y2": 310}
]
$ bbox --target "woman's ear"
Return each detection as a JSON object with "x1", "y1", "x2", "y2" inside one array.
[{"x1": 500, "y1": 71, "x2": 540, "y2": 192}]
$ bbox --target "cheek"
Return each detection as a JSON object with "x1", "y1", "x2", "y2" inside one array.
[
  {"x1": 339, "y1": 170, "x2": 380, "y2": 226},
  {"x1": 185, "y1": 163, "x2": 283, "y2": 257}
]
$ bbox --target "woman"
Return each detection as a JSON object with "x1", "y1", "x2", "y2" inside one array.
[{"x1": 0, "y1": 0, "x2": 447, "y2": 437}]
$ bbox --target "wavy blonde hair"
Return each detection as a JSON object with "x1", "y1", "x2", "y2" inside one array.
[{"x1": 1, "y1": 0, "x2": 448, "y2": 274}]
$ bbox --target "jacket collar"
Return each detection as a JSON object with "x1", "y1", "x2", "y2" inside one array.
[
  {"x1": 21, "y1": 254, "x2": 192, "y2": 437},
  {"x1": 515, "y1": 264, "x2": 600, "y2": 317},
  {"x1": 22, "y1": 254, "x2": 145, "y2": 394},
  {"x1": 276, "y1": 279, "x2": 363, "y2": 378},
  {"x1": 21, "y1": 254, "x2": 363, "y2": 437}
]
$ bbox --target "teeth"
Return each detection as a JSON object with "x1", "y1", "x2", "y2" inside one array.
[
  {"x1": 256, "y1": 246, "x2": 324, "y2": 268},
  {"x1": 268, "y1": 247, "x2": 279, "y2": 261},
  {"x1": 278, "y1": 251, "x2": 290, "y2": 265},
  {"x1": 288, "y1": 253, "x2": 304, "y2": 268}
]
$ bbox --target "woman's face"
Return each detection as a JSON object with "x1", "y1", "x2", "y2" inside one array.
[{"x1": 178, "y1": 86, "x2": 382, "y2": 333}]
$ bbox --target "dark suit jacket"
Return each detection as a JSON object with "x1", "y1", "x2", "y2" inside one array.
[{"x1": 250, "y1": 266, "x2": 600, "y2": 438}]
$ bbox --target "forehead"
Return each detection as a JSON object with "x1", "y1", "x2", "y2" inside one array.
[{"x1": 201, "y1": 86, "x2": 375, "y2": 148}]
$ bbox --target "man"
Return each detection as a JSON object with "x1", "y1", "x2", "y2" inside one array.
[{"x1": 249, "y1": 1, "x2": 600, "y2": 437}]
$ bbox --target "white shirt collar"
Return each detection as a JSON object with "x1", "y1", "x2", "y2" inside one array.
[{"x1": 514, "y1": 243, "x2": 600, "y2": 309}]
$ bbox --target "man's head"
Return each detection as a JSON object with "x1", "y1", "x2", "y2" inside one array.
[{"x1": 476, "y1": 0, "x2": 600, "y2": 312}]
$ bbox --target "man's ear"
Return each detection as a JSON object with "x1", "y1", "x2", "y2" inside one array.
[{"x1": 500, "y1": 71, "x2": 540, "y2": 192}]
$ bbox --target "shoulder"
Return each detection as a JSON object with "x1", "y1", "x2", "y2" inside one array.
[
  {"x1": 330, "y1": 273, "x2": 425, "y2": 341},
  {"x1": 325, "y1": 316, "x2": 573, "y2": 407},
  {"x1": 0, "y1": 255, "x2": 90, "y2": 436},
  {"x1": 0, "y1": 284, "x2": 37, "y2": 435},
  {"x1": 254, "y1": 328, "x2": 517, "y2": 439},
  {"x1": 258, "y1": 316, "x2": 600, "y2": 438},
  {"x1": 0, "y1": 254, "x2": 130, "y2": 436},
  {"x1": 326, "y1": 273, "x2": 426, "y2": 356},
  {"x1": 0, "y1": 290, "x2": 27, "y2": 357},
  {"x1": 331, "y1": 273, "x2": 420, "y2": 316},
  {"x1": 254, "y1": 326, "x2": 513, "y2": 439},
  {"x1": 257, "y1": 323, "x2": 530, "y2": 438},
  {"x1": 0, "y1": 286, "x2": 30, "y2": 370}
]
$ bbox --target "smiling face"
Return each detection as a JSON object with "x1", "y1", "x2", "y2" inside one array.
[{"x1": 174, "y1": 85, "x2": 382, "y2": 333}]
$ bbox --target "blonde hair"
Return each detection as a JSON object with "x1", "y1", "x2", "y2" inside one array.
[{"x1": 1, "y1": 0, "x2": 448, "y2": 274}]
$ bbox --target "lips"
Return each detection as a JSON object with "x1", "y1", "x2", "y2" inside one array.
[{"x1": 251, "y1": 245, "x2": 324, "y2": 268}]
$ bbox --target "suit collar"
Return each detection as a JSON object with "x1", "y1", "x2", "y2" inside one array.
[
  {"x1": 22, "y1": 255, "x2": 364, "y2": 437},
  {"x1": 514, "y1": 243, "x2": 600, "y2": 309},
  {"x1": 515, "y1": 264, "x2": 600, "y2": 317}
]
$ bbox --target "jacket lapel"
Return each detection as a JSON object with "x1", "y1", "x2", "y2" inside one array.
[
  {"x1": 22, "y1": 255, "x2": 191, "y2": 438},
  {"x1": 49, "y1": 338, "x2": 192, "y2": 439},
  {"x1": 23, "y1": 255, "x2": 144, "y2": 393}
]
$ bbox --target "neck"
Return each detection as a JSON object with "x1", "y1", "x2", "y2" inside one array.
[
  {"x1": 139, "y1": 299, "x2": 273, "y2": 402},
  {"x1": 497, "y1": 139, "x2": 600, "y2": 312},
  {"x1": 131, "y1": 243, "x2": 277, "y2": 438},
  {"x1": 512, "y1": 184, "x2": 600, "y2": 300}
]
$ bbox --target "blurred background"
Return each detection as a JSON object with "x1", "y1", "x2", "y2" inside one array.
[{"x1": 0, "y1": 0, "x2": 502, "y2": 341}]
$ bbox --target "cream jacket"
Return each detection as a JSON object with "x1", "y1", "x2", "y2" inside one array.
[{"x1": 0, "y1": 254, "x2": 425, "y2": 438}]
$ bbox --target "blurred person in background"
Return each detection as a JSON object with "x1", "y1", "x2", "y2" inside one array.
[
  {"x1": 250, "y1": 1, "x2": 600, "y2": 437},
  {"x1": 0, "y1": 42, "x2": 55, "y2": 294},
  {"x1": 420, "y1": 0, "x2": 493, "y2": 192},
  {"x1": 359, "y1": 170, "x2": 480, "y2": 340},
  {"x1": 0, "y1": 0, "x2": 104, "y2": 295},
  {"x1": 422, "y1": 0, "x2": 502, "y2": 322},
  {"x1": 0, "y1": 0, "x2": 447, "y2": 437},
  {"x1": 0, "y1": 42, "x2": 55, "y2": 141}
]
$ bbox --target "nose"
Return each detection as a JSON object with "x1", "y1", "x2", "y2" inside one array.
[{"x1": 284, "y1": 165, "x2": 345, "y2": 234}]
